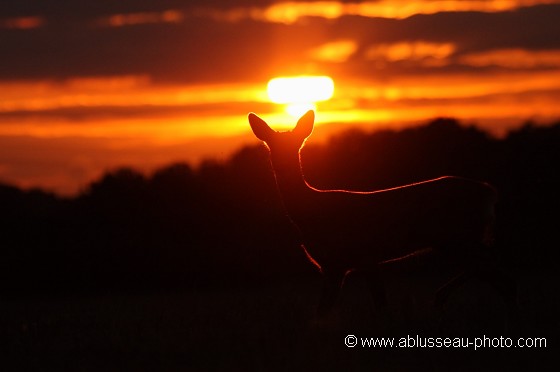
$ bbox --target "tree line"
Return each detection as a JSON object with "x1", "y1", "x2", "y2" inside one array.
[{"x1": 1, "y1": 118, "x2": 558, "y2": 295}]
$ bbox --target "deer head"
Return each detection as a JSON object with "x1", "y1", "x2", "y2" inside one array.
[{"x1": 248, "y1": 110, "x2": 315, "y2": 156}]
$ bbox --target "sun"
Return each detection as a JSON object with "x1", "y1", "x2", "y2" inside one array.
[{"x1": 267, "y1": 76, "x2": 334, "y2": 117}]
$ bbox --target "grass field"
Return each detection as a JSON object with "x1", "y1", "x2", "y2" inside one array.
[{"x1": 1, "y1": 265, "x2": 556, "y2": 371}]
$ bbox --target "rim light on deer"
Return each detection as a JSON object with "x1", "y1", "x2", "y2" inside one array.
[
  {"x1": 247, "y1": 111, "x2": 517, "y2": 318},
  {"x1": 267, "y1": 76, "x2": 334, "y2": 117}
]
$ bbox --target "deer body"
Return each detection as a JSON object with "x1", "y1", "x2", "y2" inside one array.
[{"x1": 249, "y1": 110, "x2": 513, "y2": 315}]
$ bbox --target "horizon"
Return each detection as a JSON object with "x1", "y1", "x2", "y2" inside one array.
[{"x1": 1, "y1": 0, "x2": 560, "y2": 194}]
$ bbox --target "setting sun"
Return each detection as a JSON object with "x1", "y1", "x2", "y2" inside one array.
[{"x1": 267, "y1": 76, "x2": 335, "y2": 116}]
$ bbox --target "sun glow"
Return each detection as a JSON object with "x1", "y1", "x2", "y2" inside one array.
[{"x1": 267, "y1": 76, "x2": 334, "y2": 117}]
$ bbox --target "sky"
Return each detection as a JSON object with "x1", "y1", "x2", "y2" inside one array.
[{"x1": 1, "y1": 0, "x2": 560, "y2": 195}]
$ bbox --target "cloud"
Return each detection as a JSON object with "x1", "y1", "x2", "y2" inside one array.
[
  {"x1": 0, "y1": 16, "x2": 275, "y2": 81},
  {"x1": 365, "y1": 42, "x2": 456, "y2": 63},
  {"x1": 0, "y1": 16, "x2": 45, "y2": 29},
  {"x1": 459, "y1": 48, "x2": 560, "y2": 68},
  {"x1": 308, "y1": 40, "x2": 358, "y2": 62},
  {"x1": 193, "y1": 1, "x2": 560, "y2": 24},
  {"x1": 2, "y1": 1, "x2": 559, "y2": 26},
  {"x1": 336, "y1": 70, "x2": 560, "y2": 103},
  {"x1": 0, "y1": 78, "x2": 265, "y2": 113},
  {"x1": 1, "y1": 2, "x2": 559, "y2": 83},
  {"x1": 95, "y1": 10, "x2": 184, "y2": 28}
]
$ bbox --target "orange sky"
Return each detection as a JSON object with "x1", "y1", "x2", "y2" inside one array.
[{"x1": 1, "y1": 0, "x2": 559, "y2": 195}]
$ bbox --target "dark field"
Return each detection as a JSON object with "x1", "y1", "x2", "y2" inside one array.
[
  {"x1": 1, "y1": 270, "x2": 556, "y2": 371},
  {"x1": 1, "y1": 118, "x2": 559, "y2": 370}
]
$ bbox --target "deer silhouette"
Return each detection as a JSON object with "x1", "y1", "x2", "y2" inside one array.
[{"x1": 248, "y1": 110, "x2": 516, "y2": 316}]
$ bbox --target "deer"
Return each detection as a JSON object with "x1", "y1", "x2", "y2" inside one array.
[{"x1": 248, "y1": 110, "x2": 516, "y2": 316}]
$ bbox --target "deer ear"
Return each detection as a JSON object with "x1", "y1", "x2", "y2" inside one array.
[
  {"x1": 293, "y1": 110, "x2": 314, "y2": 139},
  {"x1": 248, "y1": 113, "x2": 275, "y2": 142}
]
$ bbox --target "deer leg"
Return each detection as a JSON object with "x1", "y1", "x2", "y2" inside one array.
[
  {"x1": 435, "y1": 270, "x2": 471, "y2": 307},
  {"x1": 434, "y1": 243, "x2": 485, "y2": 307},
  {"x1": 365, "y1": 268, "x2": 387, "y2": 309},
  {"x1": 317, "y1": 269, "x2": 345, "y2": 316}
]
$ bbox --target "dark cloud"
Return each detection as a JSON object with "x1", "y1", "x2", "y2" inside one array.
[
  {"x1": 0, "y1": 101, "x2": 275, "y2": 122},
  {"x1": 306, "y1": 5, "x2": 560, "y2": 78},
  {"x1": 0, "y1": 1, "x2": 275, "y2": 18},
  {"x1": 0, "y1": 15, "x2": 325, "y2": 82},
  {"x1": 327, "y1": 5, "x2": 560, "y2": 51},
  {"x1": 0, "y1": 3, "x2": 559, "y2": 83}
]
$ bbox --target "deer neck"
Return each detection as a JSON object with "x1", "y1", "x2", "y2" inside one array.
[{"x1": 269, "y1": 150, "x2": 312, "y2": 210}]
